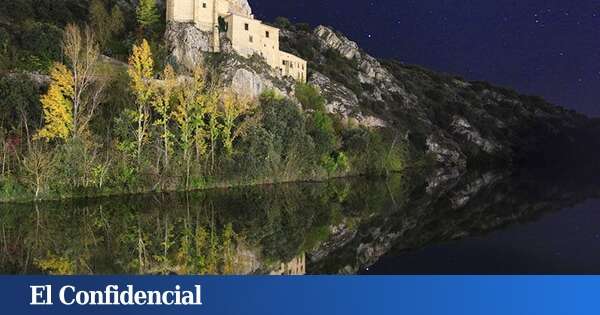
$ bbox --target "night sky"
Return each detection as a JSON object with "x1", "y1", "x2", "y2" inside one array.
[{"x1": 250, "y1": 0, "x2": 600, "y2": 117}]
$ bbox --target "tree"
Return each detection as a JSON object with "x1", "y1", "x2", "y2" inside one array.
[
  {"x1": 0, "y1": 28, "x2": 10, "y2": 67},
  {"x1": 174, "y1": 66, "x2": 207, "y2": 188},
  {"x1": 89, "y1": 1, "x2": 125, "y2": 48},
  {"x1": 220, "y1": 90, "x2": 251, "y2": 157},
  {"x1": 21, "y1": 144, "x2": 55, "y2": 199},
  {"x1": 309, "y1": 110, "x2": 337, "y2": 158},
  {"x1": 295, "y1": 83, "x2": 326, "y2": 112},
  {"x1": 136, "y1": 0, "x2": 160, "y2": 32},
  {"x1": 274, "y1": 17, "x2": 292, "y2": 30},
  {"x1": 152, "y1": 64, "x2": 177, "y2": 168},
  {"x1": 0, "y1": 75, "x2": 42, "y2": 143},
  {"x1": 36, "y1": 63, "x2": 74, "y2": 141},
  {"x1": 221, "y1": 223, "x2": 234, "y2": 274},
  {"x1": 128, "y1": 39, "x2": 155, "y2": 165},
  {"x1": 89, "y1": 0, "x2": 110, "y2": 47},
  {"x1": 109, "y1": 6, "x2": 125, "y2": 37},
  {"x1": 205, "y1": 90, "x2": 222, "y2": 172},
  {"x1": 61, "y1": 24, "x2": 105, "y2": 138}
]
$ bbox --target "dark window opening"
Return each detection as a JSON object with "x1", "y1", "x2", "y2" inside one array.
[
  {"x1": 266, "y1": 31, "x2": 270, "y2": 38},
  {"x1": 202, "y1": 2, "x2": 207, "y2": 8},
  {"x1": 249, "y1": 35, "x2": 253, "y2": 43},
  {"x1": 218, "y1": 16, "x2": 228, "y2": 32},
  {"x1": 244, "y1": 23, "x2": 249, "y2": 31}
]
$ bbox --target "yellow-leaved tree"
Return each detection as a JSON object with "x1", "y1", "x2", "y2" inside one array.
[
  {"x1": 205, "y1": 84, "x2": 222, "y2": 172},
  {"x1": 37, "y1": 24, "x2": 104, "y2": 141},
  {"x1": 173, "y1": 66, "x2": 208, "y2": 188},
  {"x1": 128, "y1": 39, "x2": 155, "y2": 164},
  {"x1": 220, "y1": 90, "x2": 251, "y2": 157},
  {"x1": 36, "y1": 63, "x2": 74, "y2": 141},
  {"x1": 152, "y1": 64, "x2": 177, "y2": 168}
]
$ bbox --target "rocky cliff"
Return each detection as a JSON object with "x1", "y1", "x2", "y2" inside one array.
[{"x1": 164, "y1": 21, "x2": 600, "y2": 168}]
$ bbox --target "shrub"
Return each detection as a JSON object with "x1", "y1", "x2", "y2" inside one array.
[
  {"x1": 259, "y1": 92, "x2": 313, "y2": 157},
  {"x1": 308, "y1": 111, "x2": 337, "y2": 158},
  {"x1": 295, "y1": 83, "x2": 325, "y2": 111},
  {"x1": 274, "y1": 17, "x2": 292, "y2": 30},
  {"x1": 0, "y1": 75, "x2": 42, "y2": 133},
  {"x1": 19, "y1": 21, "x2": 63, "y2": 70}
]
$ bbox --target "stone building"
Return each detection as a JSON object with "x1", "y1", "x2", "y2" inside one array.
[{"x1": 166, "y1": 0, "x2": 307, "y2": 82}]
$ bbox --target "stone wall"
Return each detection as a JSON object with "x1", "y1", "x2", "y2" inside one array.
[{"x1": 166, "y1": 0, "x2": 307, "y2": 82}]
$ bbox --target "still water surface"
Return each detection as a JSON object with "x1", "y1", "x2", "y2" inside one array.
[{"x1": 1, "y1": 169, "x2": 599, "y2": 275}]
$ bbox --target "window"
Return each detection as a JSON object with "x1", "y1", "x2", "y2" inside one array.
[
  {"x1": 244, "y1": 23, "x2": 249, "y2": 31},
  {"x1": 249, "y1": 35, "x2": 253, "y2": 43},
  {"x1": 202, "y1": 2, "x2": 206, "y2": 8},
  {"x1": 265, "y1": 31, "x2": 270, "y2": 38}
]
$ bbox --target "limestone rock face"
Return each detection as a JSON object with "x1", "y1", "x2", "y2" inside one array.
[
  {"x1": 313, "y1": 25, "x2": 414, "y2": 109},
  {"x1": 450, "y1": 116, "x2": 502, "y2": 154},
  {"x1": 227, "y1": 0, "x2": 252, "y2": 16},
  {"x1": 218, "y1": 54, "x2": 295, "y2": 99},
  {"x1": 426, "y1": 133, "x2": 467, "y2": 168},
  {"x1": 314, "y1": 25, "x2": 361, "y2": 60},
  {"x1": 313, "y1": 25, "x2": 401, "y2": 91},
  {"x1": 231, "y1": 68, "x2": 275, "y2": 99},
  {"x1": 310, "y1": 71, "x2": 359, "y2": 117},
  {"x1": 309, "y1": 72, "x2": 386, "y2": 127},
  {"x1": 164, "y1": 22, "x2": 212, "y2": 71}
]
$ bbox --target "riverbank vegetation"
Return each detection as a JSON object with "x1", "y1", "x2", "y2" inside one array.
[{"x1": 0, "y1": 1, "x2": 414, "y2": 203}]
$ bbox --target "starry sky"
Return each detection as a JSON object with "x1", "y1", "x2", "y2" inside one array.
[{"x1": 250, "y1": 0, "x2": 600, "y2": 117}]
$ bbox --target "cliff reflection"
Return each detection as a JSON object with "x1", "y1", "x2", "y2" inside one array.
[{"x1": 1, "y1": 168, "x2": 598, "y2": 275}]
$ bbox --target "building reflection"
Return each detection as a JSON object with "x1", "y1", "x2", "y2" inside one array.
[{"x1": 270, "y1": 253, "x2": 305, "y2": 275}]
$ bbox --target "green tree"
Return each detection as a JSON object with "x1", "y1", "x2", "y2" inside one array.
[
  {"x1": 0, "y1": 75, "x2": 41, "y2": 141},
  {"x1": 136, "y1": 0, "x2": 160, "y2": 31},
  {"x1": 295, "y1": 83, "x2": 326, "y2": 112},
  {"x1": 89, "y1": 0, "x2": 110, "y2": 47},
  {"x1": 0, "y1": 28, "x2": 9, "y2": 68},
  {"x1": 89, "y1": 1, "x2": 125, "y2": 48},
  {"x1": 109, "y1": 6, "x2": 125, "y2": 37},
  {"x1": 308, "y1": 111, "x2": 337, "y2": 158},
  {"x1": 20, "y1": 22, "x2": 63, "y2": 71}
]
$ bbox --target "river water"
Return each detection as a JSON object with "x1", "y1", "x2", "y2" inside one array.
[{"x1": 1, "y1": 168, "x2": 599, "y2": 275}]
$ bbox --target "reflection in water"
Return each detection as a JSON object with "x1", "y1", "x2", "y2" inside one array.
[
  {"x1": 270, "y1": 253, "x2": 306, "y2": 275},
  {"x1": 1, "y1": 168, "x2": 599, "y2": 275}
]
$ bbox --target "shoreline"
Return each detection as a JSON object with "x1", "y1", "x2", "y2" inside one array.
[{"x1": 0, "y1": 169, "x2": 418, "y2": 205}]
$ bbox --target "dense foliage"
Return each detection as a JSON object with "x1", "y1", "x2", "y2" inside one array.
[{"x1": 0, "y1": 4, "x2": 410, "y2": 202}]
